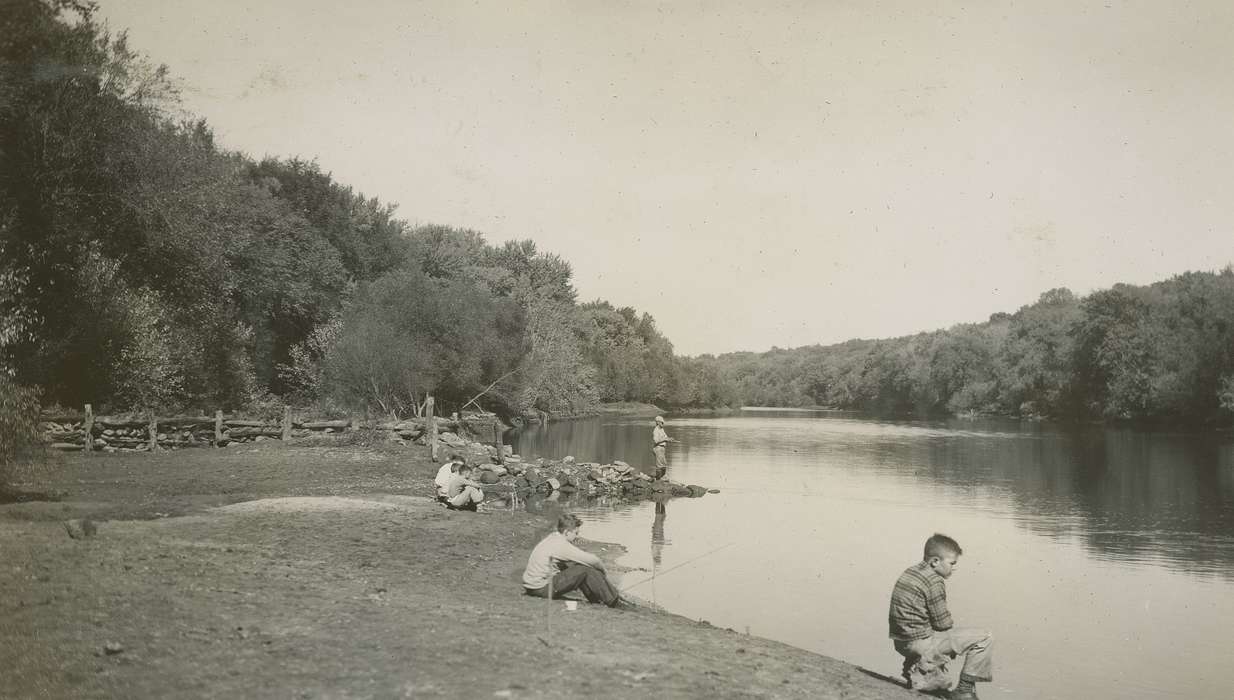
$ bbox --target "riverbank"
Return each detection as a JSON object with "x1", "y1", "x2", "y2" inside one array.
[{"x1": 1, "y1": 443, "x2": 916, "y2": 699}]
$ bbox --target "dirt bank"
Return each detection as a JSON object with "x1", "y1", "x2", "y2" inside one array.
[{"x1": 1, "y1": 443, "x2": 917, "y2": 699}]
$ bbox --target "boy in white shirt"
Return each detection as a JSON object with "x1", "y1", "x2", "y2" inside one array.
[
  {"x1": 434, "y1": 454, "x2": 464, "y2": 503},
  {"x1": 522, "y1": 513, "x2": 628, "y2": 608}
]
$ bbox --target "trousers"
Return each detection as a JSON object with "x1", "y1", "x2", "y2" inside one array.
[
  {"x1": 653, "y1": 445, "x2": 667, "y2": 479},
  {"x1": 524, "y1": 563, "x2": 620, "y2": 606},
  {"x1": 894, "y1": 627, "x2": 993, "y2": 684}
]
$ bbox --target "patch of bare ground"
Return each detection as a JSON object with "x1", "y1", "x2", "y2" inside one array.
[{"x1": 1, "y1": 443, "x2": 916, "y2": 699}]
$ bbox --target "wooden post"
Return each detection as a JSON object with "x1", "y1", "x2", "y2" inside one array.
[
  {"x1": 493, "y1": 420, "x2": 504, "y2": 465},
  {"x1": 427, "y1": 395, "x2": 438, "y2": 461},
  {"x1": 281, "y1": 406, "x2": 292, "y2": 441},
  {"x1": 83, "y1": 404, "x2": 94, "y2": 453},
  {"x1": 148, "y1": 410, "x2": 158, "y2": 452},
  {"x1": 214, "y1": 410, "x2": 224, "y2": 446}
]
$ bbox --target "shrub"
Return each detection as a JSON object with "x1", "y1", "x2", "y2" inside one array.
[{"x1": 1, "y1": 376, "x2": 42, "y2": 488}]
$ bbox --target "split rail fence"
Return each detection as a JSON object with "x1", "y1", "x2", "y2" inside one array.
[{"x1": 39, "y1": 397, "x2": 495, "y2": 461}]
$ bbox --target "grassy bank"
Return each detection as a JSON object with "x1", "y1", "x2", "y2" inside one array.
[{"x1": 1, "y1": 443, "x2": 915, "y2": 699}]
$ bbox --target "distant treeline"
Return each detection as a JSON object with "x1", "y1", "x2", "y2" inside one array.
[
  {"x1": 4, "y1": 2, "x2": 1231, "y2": 427},
  {"x1": 700, "y1": 275, "x2": 1234, "y2": 425},
  {"x1": 0, "y1": 0, "x2": 709, "y2": 418}
]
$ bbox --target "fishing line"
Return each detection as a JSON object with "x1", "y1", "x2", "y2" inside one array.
[{"x1": 621, "y1": 541, "x2": 735, "y2": 592}]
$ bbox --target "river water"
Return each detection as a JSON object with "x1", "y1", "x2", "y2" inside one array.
[{"x1": 507, "y1": 410, "x2": 1234, "y2": 700}]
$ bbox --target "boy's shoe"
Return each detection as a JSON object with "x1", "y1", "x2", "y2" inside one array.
[
  {"x1": 948, "y1": 689, "x2": 979, "y2": 700},
  {"x1": 612, "y1": 598, "x2": 639, "y2": 611}
]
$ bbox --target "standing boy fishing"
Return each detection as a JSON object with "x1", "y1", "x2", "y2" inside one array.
[
  {"x1": 651, "y1": 415, "x2": 676, "y2": 480},
  {"x1": 888, "y1": 533, "x2": 993, "y2": 700}
]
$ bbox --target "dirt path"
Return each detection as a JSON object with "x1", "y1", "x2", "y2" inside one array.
[{"x1": 1, "y1": 444, "x2": 918, "y2": 699}]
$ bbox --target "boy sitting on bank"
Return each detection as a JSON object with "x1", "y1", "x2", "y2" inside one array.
[
  {"x1": 444, "y1": 463, "x2": 485, "y2": 511},
  {"x1": 522, "y1": 513, "x2": 629, "y2": 608},
  {"x1": 434, "y1": 453, "x2": 465, "y2": 504},
  {"x1": 888, "y1": 533, "x2": 993, "y2": 700}
]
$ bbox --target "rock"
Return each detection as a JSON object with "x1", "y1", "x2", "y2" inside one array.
[
  {"x1": 503, "y1": 445, "x2": 513, "y2": 456},
  {"x1": 438, "y1": 432, "x2": 468, "y2": 447},
  {"x1": 558, "y1": 484, "x2": 576, "y2": 493},
  {"x1": 708, "y1": 489, "x2": 720, "y2": 494},
  {"x1": 103, "y1": 641, "x2": 124, "y2": 655},
  {"x1": 671, "y1": 485, "x2": 691, "y2": 497},
  {"x1": 64, "y1": 518, "x2": 97, "y2": 539},
  {"x1": 546, "y1": 478, "x2": 562, "y2": 491},
  {"x1": 636, "y1": 472, "x2": 652, "y2": 481},
  {"x1": 686, "y1": 485, "x2": 708, "y2": 498},
  {"x1": 491, "y1": 465, "x2": 508, "y2": 477},
  {"x1": 613, "y1": 460, "x2": 630, "y2": 468},
  {"x1": 479, "y1": 470, "x2": 499, "y2": 485},
  {"x1": 563, "y1": 456, "x2": 575, "y2": 465}
]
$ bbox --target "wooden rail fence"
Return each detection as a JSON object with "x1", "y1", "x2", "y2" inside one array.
[{"x1": 36, "y1": 403, "x2": 485, "y2": 453}]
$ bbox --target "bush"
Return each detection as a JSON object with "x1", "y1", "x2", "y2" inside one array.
[{"x1": 1, "y1": 376, "x2": 42, "y2": 487}]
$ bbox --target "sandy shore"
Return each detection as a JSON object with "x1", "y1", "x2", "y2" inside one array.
[{"x1": 1, "y1": 442, "x2": 917, "y2": 699}]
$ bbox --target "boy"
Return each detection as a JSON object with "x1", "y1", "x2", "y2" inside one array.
[
  {"x1": 650, "y1": 415, "x2": 676, "y2": 480},
  {"x1": 522, "y1": 513, "x2": 628, "y2": 608},
  {"x1": 434, "y1": 454, "x2": 465, "y2": 504},
  {"x1": 444, "y1": 463, "x2": 484, "y2": 511},
  {"x1": 888, "y1": 533, "x2": 993, "y2": 700}
]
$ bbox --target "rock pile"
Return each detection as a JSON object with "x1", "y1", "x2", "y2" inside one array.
[{"x1": 450, "y1": 449, "x2": 713, "y2": 503}]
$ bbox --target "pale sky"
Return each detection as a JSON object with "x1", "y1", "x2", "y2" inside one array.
[{"x1": 98, "y1": 0, "x2": 1234, "y2": 356}]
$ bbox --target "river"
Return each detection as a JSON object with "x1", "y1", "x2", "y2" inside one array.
[{"x1": 506, "y1": 410, "x2": 1234, "y2": 699}]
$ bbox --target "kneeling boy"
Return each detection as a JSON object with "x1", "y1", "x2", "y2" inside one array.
[{"x1": 888, "y1": 533, "x2": 993, "y2": 700}]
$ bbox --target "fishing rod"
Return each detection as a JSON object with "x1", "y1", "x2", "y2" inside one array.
[{"x1": 621, "y1": 541, "x2": 735, "y2": 592}]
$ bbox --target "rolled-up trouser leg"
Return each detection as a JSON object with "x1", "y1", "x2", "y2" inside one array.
[
  {"x1": 939, "y1": 628, "x2": 993, "y2": 682},
  {"x1": 653, "y1": 446, "x2": 667, "y2": 478}
]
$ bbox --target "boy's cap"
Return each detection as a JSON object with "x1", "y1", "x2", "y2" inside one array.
[{"x1": 654, "y1": 415, "x2": 665, "y2": 424}]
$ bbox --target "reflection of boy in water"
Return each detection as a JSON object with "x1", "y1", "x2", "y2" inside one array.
[
  {"x1": 651, "y1": 499, "x2": 667, "y2": 567},
  {"x1": 888, "y1": 533, "x2": 993, "y2": 700}
]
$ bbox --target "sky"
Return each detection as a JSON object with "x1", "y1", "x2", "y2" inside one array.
[{"x1": 97, "y1": 0, "x2": 1234, "y2": 356}]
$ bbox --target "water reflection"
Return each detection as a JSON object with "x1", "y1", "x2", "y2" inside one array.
[
  {"x1": 508, "y1": 412, "x2": 1234, "y2": 699},
  {"x1": 510, "y1": 413, "x2": 1234, "y2": 580},
  {"x1": 652, "y1": 498, "x2": 668, "y2": 567}
]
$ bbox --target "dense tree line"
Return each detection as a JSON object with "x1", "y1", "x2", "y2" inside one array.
[
  {"x1": 0, "y1": 0, "x2": 692, "y2": 419},
  {"x1": 5, "y1": 2, "x2": 1232, "y2": 428},
  {"x1": 697, "y1": 273, "x2": 1234, "y2": 425}
]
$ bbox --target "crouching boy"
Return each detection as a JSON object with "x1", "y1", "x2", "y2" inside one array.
[
  {"x1": 522, "y1": 514, "x2": 626, "y2": 608},
  {"x1": 445, "y1": 464, "x2": 484, "y2": 511},
  {"x1": 888, "y1": 533, "x2": 993, "y2": 700}
]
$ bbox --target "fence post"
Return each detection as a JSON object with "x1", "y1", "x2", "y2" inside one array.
[
  {"x1": 148, "y1": 410, "x2": 158, "y2": 452},
  {"x1": 282, "y1": 406, "x2": 292, "y2": 441},
  {"x1": 493, "y1": 420, "x2": 504, "y2": 466},
  {"x1": 214, "y1": 410, "x2": 224, "y2": 446},
  {"x1": 427, "y1": 395, "x2": 438, "y2": 461},
  {"x1": 83, "y1": 403, "x2": 94, "y2": 453}
]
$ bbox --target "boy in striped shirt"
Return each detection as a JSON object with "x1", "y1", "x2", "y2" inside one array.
[{"x1": 888, "y1": 533, "x2": 993, "y2": 700}]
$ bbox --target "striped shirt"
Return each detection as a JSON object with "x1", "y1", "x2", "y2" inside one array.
[{"x1": 888, "y1": 561, "x2": 953, "y2": 641}]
